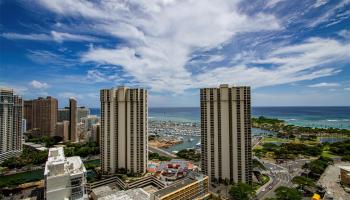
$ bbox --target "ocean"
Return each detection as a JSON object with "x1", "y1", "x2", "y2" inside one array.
[{"x1": 91, "y1": 107, "x2": 350, "y2": 129}]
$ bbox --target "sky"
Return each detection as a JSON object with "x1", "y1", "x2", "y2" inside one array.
[{"x1": 0, "y1": 0, "x2": 350, "y2": 108}]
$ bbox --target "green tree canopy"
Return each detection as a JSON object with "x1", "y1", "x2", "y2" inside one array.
[
  {"x1": 292, "y1": 176, "x2": 315, "y2": 188},
  {"x1": 274, "y1": 186, "x2": 302, "y2": 200},
  {"x1": 229, "y1": 183, "x2": 256, "y2": 200}
]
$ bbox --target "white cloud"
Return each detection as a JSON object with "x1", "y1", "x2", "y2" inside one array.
[
  {"x1": 313, "y1": 0, "x2": 328, "y2": 8},
  {"x1": 35, "y1": 0, "x2": 350, "y2": 96},
  {"x1": 309, "y1": 0, "x2": 350, "y2": 27},
  {"x1": 265, "y1": 0, "x2": 284, "y2": 8},
  {"x1": 308, "y1": 82, "x2": 340, "y2": 88},
  {"x1": 48, "y1": 0, "x2": 280, "y2": 92},
  {"x1": 338, "y1": 29, "x2": 350, "y2": 40},
  {"x1": 205, "y1": 55, "x2": 225, "y2": 63},
  {"x1": 27, "y1": 50, "x2": 76, "y2": 67},
  {"x1": 345, "y1": 87, "x2": 350, "y2": 91},
  {"x1": 1, "y1": 33, "x2": 51, "y2": 41},
  {"x1": 193, "y1": 38, "x2": 348, "y2": 88},
  {"x1": 50, "y1": 31, "x2": 100, "y2": 42},
  {"x1": 29, "y1": 80, "x2": 50, "y2": 89},
  {"x1": 1, "y1": 31, "x2": 100, "y2": 42}
]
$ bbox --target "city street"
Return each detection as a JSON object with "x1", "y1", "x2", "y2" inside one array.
[
  {"x1": 148, "y1": 146, "x2": 177, "y2": 158},
  {"x1": 256, "y1": 158, "x2": 310, "y2": 199}
]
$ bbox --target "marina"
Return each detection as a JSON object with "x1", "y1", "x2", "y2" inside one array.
[{"x1": 149, "y1": 119, "x2": 278, "y2": 153}]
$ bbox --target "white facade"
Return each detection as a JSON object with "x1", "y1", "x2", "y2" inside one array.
[
  {"x1": 44, "y1": 147, "x2": 87, "y2": 200},
  {"x1": 81, "y1": 115, "x2": 100, "y2": 131},
  {"x1": 0, "y1": 88, "x2": 23, "y2": 163}
]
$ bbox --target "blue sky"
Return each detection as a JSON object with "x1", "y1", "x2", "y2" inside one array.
[{"x1": 0, "y1": 0, "x2": 350, "y2": 107}]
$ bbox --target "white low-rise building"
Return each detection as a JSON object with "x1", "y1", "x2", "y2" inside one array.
[{"x1": 44, "y1": 147, "x2": 87, "y2": 200}]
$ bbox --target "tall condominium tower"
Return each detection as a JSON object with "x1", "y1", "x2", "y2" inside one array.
[
  {"x1": 24, "y1": 96, "x2": 58, "y2": 136},
  {"x1": 0, "y1": 88, "x2": 23, "y2": 162},
  {"x1": 69, "y1": 98, "x2": 77, "y2": 141},
  {"x1": 100, "y1": 86, "x2": 148, "y2": 175},
  {"x1": 200, "y1": 84, "x2": 252, "y2": 184}
]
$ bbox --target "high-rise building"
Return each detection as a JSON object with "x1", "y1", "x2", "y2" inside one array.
[
  {"x1": 58, "y1": 107, "x2": 90, "y2": 123},
  {"x1": 55, "y1": 120, "x2": 69, "y2": 141},
  {"x1": 91, "y1": 123, "x2": 100, "y2": 144},
  {"x1": 200, "y1": 84, "x2": 252, "y2": 184},
  {"x1": 0, "y1": 88, "x2": 23, "y2": 162},
  {"x1": 22, "y1": 119, "x2": 26, "y2": 134},
  {"x1": 100, "y1": 86, "x2": 148, "y2": 175},
  {"x1": 77, "y1": 107, "x2": 90, "y2": 122},
  {"x1": 44, "y1": 147, "x2": 87, "y2": 200},
  {"x1": 24, "y1": 96, "x2": 58, "y2": 136},
  {"x1": 58, "y1": 108, "x2": 69, "y2": 122},
  {"x1": 81, "y1": 115, "x2": 100, "y2": 131},
  {"x1": 69, "y1": 98, "x2": 77, "y2": 141}
]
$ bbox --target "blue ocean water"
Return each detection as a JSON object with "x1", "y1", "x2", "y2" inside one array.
[{"x1": 90, "y1": 107, "x2": 350, "y2": 129}]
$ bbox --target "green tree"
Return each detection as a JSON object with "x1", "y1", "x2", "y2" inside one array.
[
  {"x1": 229, "y1": 183, "x2": 255, "y2": 200},
  {"x1": 274, "y1": 186, "x2": 302, "y2": 200},
  {"x1": 291, "y1": 176, "x2": 315, "y2": 189}
]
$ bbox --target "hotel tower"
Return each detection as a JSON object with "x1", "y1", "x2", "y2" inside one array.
[
  {"x1": 100, "y1": 86, "x2": 148, "y2": 175},
  {"x1": 200, "y1": 84, "x2": 252, "y2": 184},
  {"x1": 24, "y1": 96, "x2": 57, "y2": 136},
  {"x1": 0, "y1": 88, "x2": 23, "y2": 162}
]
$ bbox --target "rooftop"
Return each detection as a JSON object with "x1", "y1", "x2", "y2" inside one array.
[
  {"x1": 99, "y1": 188, "x2": 150, "y2": 200},
  {"x1": 153, "y1": 173, "x2": 207, "y2": 198},
  {"x1": 91, "y1": 186, "x2": 115, "y2": 199},
  {"x1": 339, "y1": 165, "x2": 350, "y2": 172},
  {"x1": 44, "y1": 147, "x2": 86, "y2": 176}
]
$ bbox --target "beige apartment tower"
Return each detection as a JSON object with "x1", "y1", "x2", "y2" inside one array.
[
  {"x1": 200, "y1": 84, "x2": 252, "y2": 184},
  {"x1": 100, "y1": 86, "x2": 148, "y2": 175},
  {"x1": 0, "y1": 88, "x2": 23, "y2": 162}
]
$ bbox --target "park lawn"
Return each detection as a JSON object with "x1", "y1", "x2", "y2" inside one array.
[
  {"x1": 0, "y1": 169, "x2": 44, "y2": 188},
  {"x1": 262, "y1": 137, "x2": 290, "y2": 143},
  {"x1": 253, "y1": 145, "x2": 263, "y2": 150},
  {"x1": 321, "y1": 151, "x2": 336, "y2": 159}
]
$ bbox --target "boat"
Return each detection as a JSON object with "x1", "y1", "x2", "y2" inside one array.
[{"x1": 188, "y1": 138, "x2": 194, "y2": 142}]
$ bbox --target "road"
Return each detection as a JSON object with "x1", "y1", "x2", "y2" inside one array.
[
  {"x1": 253, "y1": 136, "x2": 263, "y2": 148},
  {"x1": 256, "y1": 162, "x2": 290, "y2": 199},
  {"x1": 256, "y1": 159, "x2": 311, "y2": 199},
  {"x1": 148, "y1": 146, "x2": 177, "y2": 158}
]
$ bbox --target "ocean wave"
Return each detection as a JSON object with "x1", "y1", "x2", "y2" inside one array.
[
  {"x1": 326, "y1": 119, "x2": 338, "y2": 122},
  {"x1": 286, "y1": 118, "x2": 297, "y2": 121}
]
